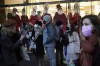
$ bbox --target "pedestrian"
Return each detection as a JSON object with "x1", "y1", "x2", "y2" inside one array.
[
  {"x1": 33, "y1": 20, "x2": 45, "y2": 66},
  {"x1": 43, "y1": 14, "x2": 57, "y2": 66},
  {"x1": 0, "y1": 13, "x2": 26, "y2": 66},
  {"x1": 55, "y1": 21, "x2": 65, "y2": 66},
  {"x1": 80, "y1": 15, "x2": 100, "y2": 66}
]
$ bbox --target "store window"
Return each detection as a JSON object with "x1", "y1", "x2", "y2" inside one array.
[
  {"x1": 29, "y1": 0, "x2": 60, "y2": 3},
  {"x1": 4, "y1": 0, "x2": 100, "y2": 19},
  {"x1": 5, "y1": 0, "x2": 24, "y2": 5}
]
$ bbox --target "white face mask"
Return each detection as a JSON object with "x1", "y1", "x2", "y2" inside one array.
[{"x1": 57, "y1": 10, "x2": 63, "y2": 15}]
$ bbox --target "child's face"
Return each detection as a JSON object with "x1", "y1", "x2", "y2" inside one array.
[{"x1": 34, "y1": 24, "x2": 40, "y2": 32}]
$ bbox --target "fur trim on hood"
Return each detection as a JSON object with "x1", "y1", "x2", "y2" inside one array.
[{"x1": 3, "y1": 19, "x2": 16, "y2": 27}]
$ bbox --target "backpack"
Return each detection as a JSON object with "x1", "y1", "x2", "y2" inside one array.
[{"x1": 61, "y1": 31, "x2": 69, "y2": 46}]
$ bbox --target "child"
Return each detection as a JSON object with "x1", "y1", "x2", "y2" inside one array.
[
  {"x1": 30, "y1": 20, "x2": 45, "y2": 66},
  {"x1": 65, "y1": 24, "x2": 80, "y2": 66}
]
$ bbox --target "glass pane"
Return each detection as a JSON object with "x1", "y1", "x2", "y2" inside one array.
[
  {"x1": 29, "y1": 0, "x2": 60, "y2": 3},
  {"x1": 5, "y1": 0, "x2": 24, "y2": 5},
  {"x1": 4, "y1": 0, "x2": 100, "y2": 19},
  {"x1": 5, "y1": 6, "x2": 24, "y2": 20},
  {"x1": 25, "y1": 3, "x2": 67, "y2": 19},
  {"x1": 79, "y1": 1, "x2": 100, "y2": 17}
]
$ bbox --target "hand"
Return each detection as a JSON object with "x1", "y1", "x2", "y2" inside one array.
[
  {"x1": 20, "y1": 35, "x2": 25, "y2": 41},
  {"x1": 32, "y1": 37, "x2": 34, "y2": 40},
  {"x1": 29, "y1": 48, "x2": 32, "y2": 51}
]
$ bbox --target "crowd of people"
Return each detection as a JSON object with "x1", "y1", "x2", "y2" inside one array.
[{"x1": 0, "y1": 3, "x2": 100, "y2": 66}]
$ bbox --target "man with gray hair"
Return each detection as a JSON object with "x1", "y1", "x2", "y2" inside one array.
[{"x1": 43, "y1": 14, "x2": 57, "y2": 66}]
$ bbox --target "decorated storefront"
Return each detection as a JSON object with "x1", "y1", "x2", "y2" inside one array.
[{"x1": 1, "y1": 0, "x2": 100, "y2": 18}]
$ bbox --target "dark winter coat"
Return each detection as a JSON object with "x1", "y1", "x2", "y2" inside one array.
[
  {"x1": 0, "y1": 33, "x2": 25, "y2": 66},
  {"x1": 35, "y1": 34, "x2": 45, "y2": 56}
]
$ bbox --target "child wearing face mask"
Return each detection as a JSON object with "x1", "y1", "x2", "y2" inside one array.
[{"x1": 29, "y1": 20, "x2": 45, "y2": 66}]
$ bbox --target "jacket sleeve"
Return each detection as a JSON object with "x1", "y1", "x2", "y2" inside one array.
[
  {"x1": 12, "y1": 40, "x2": 23, "y2": 50},
  {"x1": 74, "y1": 32, "x2": 80, "y2": 53},
  {"x1": 12, "y1": 37, "x2": 28, "y2": 50},
  {"x1": 0, "y1": 39, "x2": 25, "y2": 50},
  {"x1": 0, "y1": 39, "x2": 13, "y2": 50}
]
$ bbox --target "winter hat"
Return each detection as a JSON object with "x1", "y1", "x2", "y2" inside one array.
[
  {"x1": 55, "y1": 21, "x2": 62, "y2": 26},
  {"x1": 43, "y1": 15, "x2": 51, "y2": 23},
  {"x1": 56, "y1": 4, "x2": 62, "y2": 10},
  {"x1": 35, "y1": 20, "x2": 42, "y2": 26},
  {"x1": 12, "y1": 8, "x2": 18, "y2": 12}
]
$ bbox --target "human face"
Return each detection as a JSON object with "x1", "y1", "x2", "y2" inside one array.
[
  {"x1": 82, "y1": 18, "x2": 94, "y2": 37},
  {"x1": 82, "y1": 18, "x2": 94, "y2": 28},
  {"x1": 34, "y1": 24, "x2": 40, "y2": 32}
]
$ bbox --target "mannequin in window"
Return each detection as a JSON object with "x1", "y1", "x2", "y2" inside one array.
[
  {"x1": 72, "y1": 3, "x2": 81, "y2": 32},
  {"x1": 12, "y1": 8, "x2": 21, "y2": 32},
  {"x1": 53, "y1": 4, "x2": 68, "y2": 32},
  {"x1": 21, "y1": 8, "x2": 29, "y2": 25},
  {"x1": 30, "y1": 6, "x2": 38, "y2": 26},
  {"x1": 41, "y1": 3, "x2": 52, "y2": 23}
]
